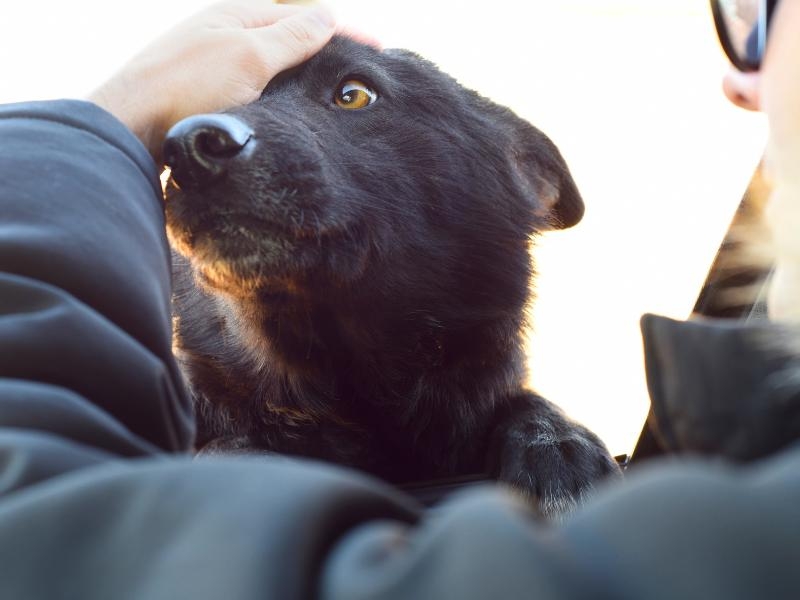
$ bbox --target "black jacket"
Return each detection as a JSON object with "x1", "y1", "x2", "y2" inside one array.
[{"x1": 0, "y1": 100, "x2": 798, "y2": 599}]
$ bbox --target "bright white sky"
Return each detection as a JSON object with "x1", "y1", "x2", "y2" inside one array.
[{"x1": 0, "y1": 0, "x2": 767, "y2": 455}]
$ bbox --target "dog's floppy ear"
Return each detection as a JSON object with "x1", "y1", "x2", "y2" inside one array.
[{"x1": 506, "y1": 121, "x2": 585, "y2": 230}]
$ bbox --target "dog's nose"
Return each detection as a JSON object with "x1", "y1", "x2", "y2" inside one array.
[{"x1": 163, "y1": 114, "x2": 254, "y2": 189}]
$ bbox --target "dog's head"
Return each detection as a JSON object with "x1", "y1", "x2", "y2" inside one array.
[
  {"x1": 165, "y1": 36, "x2": 582, "y2": 299},
  {"x1": 165, "y1": 35, "x2": 584, "y2": 392}
]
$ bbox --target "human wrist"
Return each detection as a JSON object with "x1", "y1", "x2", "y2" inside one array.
[{"x1": 89, "y1": 64, "x2": 171, "y2": 163}]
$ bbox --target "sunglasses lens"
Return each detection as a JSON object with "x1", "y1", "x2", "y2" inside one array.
[{"x1": 716, "y1": 0, "x2": 763, "y2": 69}]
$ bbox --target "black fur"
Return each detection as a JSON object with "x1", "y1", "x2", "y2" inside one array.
[{"x1": 166, "y1": 36, "x2": 619, "y2": 516}]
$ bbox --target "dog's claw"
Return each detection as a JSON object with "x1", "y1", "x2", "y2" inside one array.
[{"x1": 490, "y1": 397, "x2": 622, "y2": 519}]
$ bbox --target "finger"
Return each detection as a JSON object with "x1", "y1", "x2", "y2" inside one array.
[{"x1": 252, "y1": 6, "x2": 336, "y2": 73}]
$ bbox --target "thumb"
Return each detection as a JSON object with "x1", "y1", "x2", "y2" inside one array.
[{"x1": 255, "y1": 6, "x2": 336, "y2": 77}]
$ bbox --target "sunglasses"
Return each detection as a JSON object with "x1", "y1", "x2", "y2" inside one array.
[{"x1": 710, "y1": 0, "x2": 778, "y2": 71}]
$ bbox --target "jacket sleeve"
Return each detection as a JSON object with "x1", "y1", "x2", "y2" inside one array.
[{"x1": 0, "y1": 100, "x2": 194, "y2": 496}]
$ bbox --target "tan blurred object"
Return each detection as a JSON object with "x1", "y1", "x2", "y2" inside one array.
[
  {"x1": 276, "y1": 0, "x2": 317, "y2": 5},
  {"x1": 693, "y1": 164, "x2": 773, "y2": 317}
]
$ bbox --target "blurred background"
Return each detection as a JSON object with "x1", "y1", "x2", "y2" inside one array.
[{"x1": 0, "y1": 0, "x2": 767, "y2": 455}]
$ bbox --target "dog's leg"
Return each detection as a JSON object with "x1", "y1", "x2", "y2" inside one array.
[{"x1": 487, "y1": 392, "x2": 622, "y2": 519}]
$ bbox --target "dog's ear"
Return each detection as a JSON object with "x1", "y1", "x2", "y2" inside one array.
[{"x1": 506, "y1": 120, "x2": 585, "y2": 230}]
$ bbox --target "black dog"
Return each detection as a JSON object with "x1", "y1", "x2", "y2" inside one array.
[{"x1": 164, "y1": 36, "x2": 619, "y2": 516}]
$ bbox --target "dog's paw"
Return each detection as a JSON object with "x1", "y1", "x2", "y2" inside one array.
[{"x1": 489, "y1": 395, "x2": 622, "y2": 519}]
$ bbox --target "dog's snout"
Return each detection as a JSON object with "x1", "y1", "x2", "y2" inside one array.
[{"x1": 163, "y1": 114, "x2": 254, "y2": 189}]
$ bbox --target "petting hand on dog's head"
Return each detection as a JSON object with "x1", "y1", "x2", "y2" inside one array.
[{"x1": 88, "y1": 1, "x2": 336, "y2": 162}]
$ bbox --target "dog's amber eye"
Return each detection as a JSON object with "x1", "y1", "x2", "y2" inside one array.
[{"x1": 335, "y1": 80, "x2": 377, "y2": 110}]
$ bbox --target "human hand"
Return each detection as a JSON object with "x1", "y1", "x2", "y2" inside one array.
[{"x1": 89, "y1": 1, "x2": 336, "y2": 161}]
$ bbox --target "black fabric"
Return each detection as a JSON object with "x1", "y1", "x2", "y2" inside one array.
[
  {"x1": 0, "y1": 100, "x2": 193, "y2": 455},
  {"x1": 0, "y1": 100, "x2": 799, "y2": 599},
  {"x1": 641, "y1": 313, "x2": 800, "y2": 460}
]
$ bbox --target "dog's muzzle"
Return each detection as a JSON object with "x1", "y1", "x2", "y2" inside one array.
[{"x1": 163, "y1": 114, "x2": 254, "y2": 189}]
